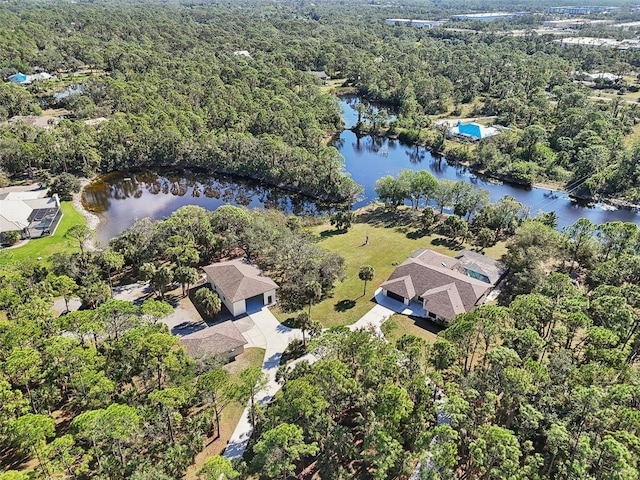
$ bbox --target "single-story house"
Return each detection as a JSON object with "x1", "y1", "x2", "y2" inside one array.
[
  {"x1": 309, "y1": 70, "x2": 329, "y2": 82},
  {"x1": 179, "y1": 320, "x2": 248, "y2": 361},
  {"x1": 380, "y1": 249, "x2": 505, "y2": 323},
  {"x1": 0, "y1": 192, "x2": 62, "y2": 242},
  {"x1": 202, "y1": 258, "x2": 278, "y2": 317},
  {"x1": 9, "y1": 115, "x2": 60, "y2": 129},
  {"x1": 447, "y1": 122, "x2": 499, "y2": 141}
]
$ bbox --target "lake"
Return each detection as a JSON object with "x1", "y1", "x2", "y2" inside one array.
[{"x1": 84, "y1": 96, "x2": 640, "y2": 242}]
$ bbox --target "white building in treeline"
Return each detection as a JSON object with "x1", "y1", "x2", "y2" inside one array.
[{"x1": 385, "y1": 19, "x2": 444, "y2": 28}]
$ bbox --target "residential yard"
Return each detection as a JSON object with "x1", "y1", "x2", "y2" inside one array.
[
  {"x1": 185, "y1": 347, "x2": 265, "y2": 480},
  {"x1": 319, "y1": 77, "x2": 355, "y2": 95},
  {"x1": 273, "y1": 206, "x2": 507, "y2": 328},
  {"x1": 381, "y1": 313, "x2": 444, "y2": 345},
  {"x1": 0, "y1": 201, "x2": 85, "y2": 266}
]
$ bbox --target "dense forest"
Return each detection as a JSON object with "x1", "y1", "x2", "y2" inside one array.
[
  {"x1": 3, "y1": 1, "x2": 640, "y2": 200},
  {"x1": 0, "y1": 205, "x2": 344, "y2": 479},
  {"x1": 4, "y1": 0, "x2": 640, "y2": 479}
]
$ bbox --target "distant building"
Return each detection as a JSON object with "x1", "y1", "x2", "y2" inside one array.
[
  {"x1": 9, "y1": 115, "x2": 60, "y2": 129},
  {"x1": 7, "y1": 71, "x2": 53, "y2": 85},
  {"x1": 447, "y1": 122, "x2": 499, "y2": 141},
  {"x1": 309, "y1": 70, "x2": 328, "y2": 81},
  {"x1": 576, "y1": 71, "x2": 621, "y2": 82},
  {"x1": 451, "y1": 12, "x2": 524, "y2": 22},
  {"x1": 232, "y1": 50, "x2": 251, "y2": 58},
  {"x1": 385, "y1": 18, "x2": 444, "y2": 28},
  {"x1": 548, "y1": 6, "x2": 620, "y2": 15}
]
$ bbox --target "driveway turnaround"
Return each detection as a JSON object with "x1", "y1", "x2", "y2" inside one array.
[
  {"x1": 223, "y1": 308, "x2": 299, "y2": 460},
  {"x1": 347, "y1": 288, "x2": 397, "y2": 336}
]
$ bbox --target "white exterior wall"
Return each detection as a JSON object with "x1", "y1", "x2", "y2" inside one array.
[
  {"x1": 231, "y1": 300, "x2": 246, "y2": 317},
  {"x1": 262, "y1": 289, "x2": 276, "y2": 306},
  {"x1": 208, "y1": 277, "x2": 245, "y2": 317}
]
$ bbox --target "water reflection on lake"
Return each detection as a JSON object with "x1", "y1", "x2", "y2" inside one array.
[
  {"x1": 85, "y1": 96, "x2": 640, "y2": 243},
  {"x1": 83, "y1": 169, "x2": 322, "y2": 244},
  {"x1": 338, "y1": 98, "x2": 640, "y2": 229}
]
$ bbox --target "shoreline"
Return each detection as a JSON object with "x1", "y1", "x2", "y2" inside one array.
[{"x1": 73, "y1": 178, "x2": 100, "y2": 248}]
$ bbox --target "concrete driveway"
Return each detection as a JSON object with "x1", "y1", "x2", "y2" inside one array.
[{"x1": 224, "y1": 308, "x2": 301, "y2": 460}]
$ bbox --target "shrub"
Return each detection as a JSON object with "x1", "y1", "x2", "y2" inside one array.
[{"x1": 3, "y1": 230, "x2": 22, "y2": 245}]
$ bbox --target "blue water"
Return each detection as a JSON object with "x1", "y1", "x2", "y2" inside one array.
[
  {"x1": 337, "y1": 98, "x2": 640, "y2": 229},
  {"x1": 53, "y1": 84, "x2": 84, "y2": 101},
  {"x1": 85, "y1": 95, "x2": 640, "y2": 242}
]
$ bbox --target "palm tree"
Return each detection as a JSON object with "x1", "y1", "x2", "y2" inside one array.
[
  {"x1": 195, "y1": 288, "x2": 222, "y2": 318},
  {"x1": 358, "y1": 265, "x2": 375, "y2": 296},
  {"x1": 292, "y1": 312, "x2": 313, "y2": 346},
  {"x1": 304, "y1": 281, "x2": 322, "y2": 316},
  {"x1": 174, "y1": 266, "x2": 199, "y2": 297}
]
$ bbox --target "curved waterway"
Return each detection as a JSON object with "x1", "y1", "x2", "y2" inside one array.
[{"x1": 85, "y1": 96, "x2": 640, "y2": 243}]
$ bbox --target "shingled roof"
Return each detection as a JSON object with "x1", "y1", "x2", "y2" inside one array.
[
  {"x1": 381, "y1": 249, "x2": 492, "y2": 320},
  {"x1": 179, "y1": 320, "x2": 247, "y2": 357},
  {"x1": 202, "y1": 258, "x2": 278, "y2": 303}
]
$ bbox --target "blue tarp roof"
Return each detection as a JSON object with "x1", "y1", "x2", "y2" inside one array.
[
  {"x1": 458, "y1": 123, "x2": 483, "y2": 139},
  {"x1": 8, "y1": 72, "x2": 28, "y2": 83}
]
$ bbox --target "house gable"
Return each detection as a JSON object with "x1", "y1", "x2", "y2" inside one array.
[{"x1": 381, "y1": 249, "x2": 498, "y2": 321}]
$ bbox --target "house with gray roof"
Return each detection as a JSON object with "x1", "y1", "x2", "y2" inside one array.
[
  {"x1": 0, "y1": 191, "x2": 62, "y2": 242},
  {"x1": 380, "y1": 249, "x2": 505, "y2": 323},
  {"x1": 179, "y1": 320, "x2": 248, "y2": 361},
  {"x1": 202, "y1": 258, "x2": 278, "y2": 317}
]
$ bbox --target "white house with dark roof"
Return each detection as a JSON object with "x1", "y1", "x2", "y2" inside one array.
[
  {"x1": 0, "y1": 191, "x2": 62, "y2": 242},
  {"x1": 202, "y1": 258, "x2": 278, "y2": 317},
  {"x1": 380, "y1": 249, "x2": 505, "y2": 322}
]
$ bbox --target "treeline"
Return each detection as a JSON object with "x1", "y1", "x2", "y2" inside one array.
[
  {"x1": 52, "y1": 205, "x2": 344, "y2": 313},
  {"x1": 3, "y1": 2, "x2": 640, "y2": 200},
  {"x1": 0, "y1": 3, "x2": 360, "y2": 202},
  {"x1": 346, "y1": 30, "x2": 640, "y2": 198},
  {"x1": 375, "y1": 169, "x2": 528, "y2": 247}
]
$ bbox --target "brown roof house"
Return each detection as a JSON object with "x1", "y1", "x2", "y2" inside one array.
[
  {"x1": 202, "y1": 258, "x2": 278, "y2": 317},
  {"x1": 380, "y1": 249, "x2": 505, "y2": 323},
  {"x1": 179, "y1": 320, "x2": 248, "y2": 361}
]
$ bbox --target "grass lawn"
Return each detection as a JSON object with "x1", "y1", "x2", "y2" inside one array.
[
  {"x1": 381, "y1": 313, "x2": 444, "y2": 345},
  {"x1": 273, "y1": 206, "x2": 507, "y2": 328},
  {"x1": 319, "y1": 77, "x2": 355, "y2": 95},
  {"x1": 624, "y1": 122, "x2": 640, "y2": 148},
  {"x1": 0, "y1": 201, "x2": 85, "y2": 266},
  {"x1": 185, "y1": 347, "x2": 266, "y2": 480}
]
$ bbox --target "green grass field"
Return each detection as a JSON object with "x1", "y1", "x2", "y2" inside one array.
[
  {"x1": 381, "y1": 313, "x2": 444, "y2": 345},
  {"x1": 0, "y1": 201, "x2": 85, "y2": 266},
  {"x1": 273, "y1": 206, "x2": 507, "y2": 328}
]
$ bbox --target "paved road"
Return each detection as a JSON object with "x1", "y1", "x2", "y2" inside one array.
[{"x1": 223, "y1": 308, "x2": 299, "y2": 460}]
